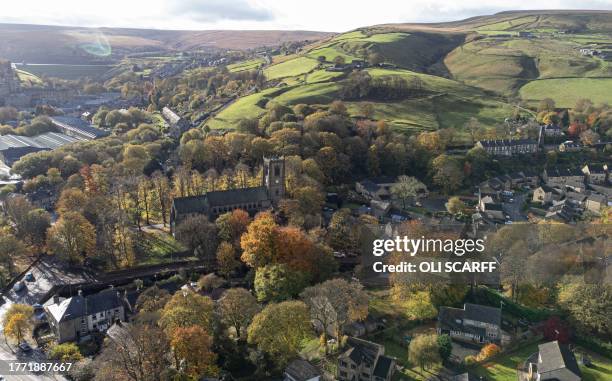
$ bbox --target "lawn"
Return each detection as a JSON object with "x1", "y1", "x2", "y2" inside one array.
[
  {"x1": 135, "y1": 229, "x2": 188, "y2": 265},
  {"x1": 472, "y1": 342, "x2": 539, "y2": 381},
  {"x1": 519, "y1": 78, "x2": 612, "y2": 108},
  {"x1": 264, "y1": 56, "x2": 319, "y2": 80},
  {"x1": 576, "y1": 349, "x2": 612, "y2": 381}
]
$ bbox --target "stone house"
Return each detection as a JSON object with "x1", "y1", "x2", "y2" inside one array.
[
  {"x1": 355, "y1": 177, "x2": 398, "y2": 201},
  {"x1": 337, "y1": 337, "x2": 395, "y2": 381},
  {"x1": 437, "y1": 303, "x2": 502, "y2": 344},
  {"x1": 528, "y1": 341, "x2": 581, "y2": 381},
  {"x1": 44, "y1": 289, "x2": 128, "y2": 343},
  {"x1": 475, "y1": 139, "x2": 538, "y2": 156},
  {"x1": 582, "y1": 164, "x2": 608, "y2": 185}
]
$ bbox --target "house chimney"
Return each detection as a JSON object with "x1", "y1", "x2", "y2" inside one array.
[
  {"x1": 77, "y1": 289, "x2": 82, "y2": 296},
  {"x1": 53, "y1": 294, "x2": 59, "y2": 304}
]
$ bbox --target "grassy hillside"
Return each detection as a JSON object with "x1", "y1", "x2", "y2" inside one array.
[
  {"x1": 206, "y1": 11, "x2": 612, "y2": 136},
  {"x1": 519, "y1": 78, "x2": 612, "y2": 107}
]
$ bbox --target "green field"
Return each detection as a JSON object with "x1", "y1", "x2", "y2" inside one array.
[
  {"x1": 520, "y1": 78, "x2": 612, "y2": 107},
  {"x1": 227, "y1": 58, "x2": 265, "y2": 73},
  {"x1": 445, "y1": 32, "x2": 612, "y2": 95},
  {"x1": 207, "y1": 88, "x2": 282, "y2": 129},
  {"x1": 263, "y1": 57, "x2": 320, "y2": 80},
  {"x1": 207, "y1": 13, "x2": 612, "y2": 134}
]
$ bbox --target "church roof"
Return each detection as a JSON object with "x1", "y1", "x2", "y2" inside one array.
[
  {"x1": 206, "y1": 186, "x2": 269, "y2": 206},
  {"x1": 172, "y1": 186, "x2": 270, "y2": 215}
]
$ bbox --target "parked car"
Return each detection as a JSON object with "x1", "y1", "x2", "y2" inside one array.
[
  {"x1": 18, "y1": 342, "x2": 32, "y2": 353},
  {"x1": 13, "y1": 281, "x2": 26, "y2": 293}
]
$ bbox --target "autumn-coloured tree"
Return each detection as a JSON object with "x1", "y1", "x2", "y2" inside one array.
[
  {"x1": 476, "y1": 343, "x2": 501, "y2": 361},
  {"x1": 4, "y1": 313, "x2": 31, "y2": 343},
  {"x1": 301, "y1": 278, "x2": 368, "y2": 340},
  {"x1": 431, "y1": 154, "x2": 464, "y2": 194},
  {"x1": 240, "y1": 212, "x2": 278, "y2": 268},
  {"x1": 95, "y1": 322, "x2": 169, "y2": 381},
  {"x1": 47, "y1": 212, "x2": 96, "y2": 265},
  {"x1": 275, "y1": 226, "x2": 319, "y2": 273},
  {"x1": 216, "y1": 209, "x2": 250, "y2": 245},
  {"x1": 254, "y1": 263, "x2": 310, "y2": 302},
  {"x1": 218, "y1": 288, "x2": 260, "y2": 339},
  {"x1": 391, "y1": 176, "x2": 427, "y2": 209},
  {"x1": 542, "y1": 316, "x2": 571, "y2": 344},
  {"x1": 159, "y1": 290, "x2": 214, "y2": 335},
  {"x1": 135, "y1": 285, "x2": 171, "y2": 313},
  {"x1": 0, "y1": 234, "x2": 28, "y2": 275},
  {"x1": 567, "y1": 122, "x2": 587, "y2": 137},
  {"x1": 247, "y1": 300, "x2": 312, "y2": 367},
  {"x1": 170, "y1": 326, "x2": 218, "y2": 378},
  {"x1": 216, "y1": 242, "x2": 240, "y2": 278},
  {"x1": 175, "y1": 215, "x2": 219, "y2": 261},
  {"x1": 408, "y1": 334, "x2": 440, "y2": 371},
  {"x1": 446, "y1": 196, "x2": 467, "y2": 215}
]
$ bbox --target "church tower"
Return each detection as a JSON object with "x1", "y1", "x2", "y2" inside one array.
[{"x1": 263, "y1": 156, "x2": 285, "y2": 205}]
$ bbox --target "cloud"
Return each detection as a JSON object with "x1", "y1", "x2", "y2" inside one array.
[{"x1": 167, "y1": 0, "x2": 274, "y2": 22}]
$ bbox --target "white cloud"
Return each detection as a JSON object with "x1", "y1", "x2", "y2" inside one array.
[{"x1": 0, "y1": 0, "x2": 610, "y2": 31}]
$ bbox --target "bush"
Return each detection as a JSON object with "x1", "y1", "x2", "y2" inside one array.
[
  {"x1": 48, "y1": 342, "x2": 83, "y2": 362},
  {"x1": 575, "y1": 335, "x2": 612, "y2": 358},
  {"x1": 464, "y1": 355, "x2": 477, "y2": 366},
  {"x1": 476, "y1": 343, "x2": 501, "y2": 361},
  {"x1": 469, "y1": 287, "x2": 550, "y2": 322}
]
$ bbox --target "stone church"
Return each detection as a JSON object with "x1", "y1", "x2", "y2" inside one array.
[{"x1": 170, "y1": 157, "x2": 285, "y2": 233}]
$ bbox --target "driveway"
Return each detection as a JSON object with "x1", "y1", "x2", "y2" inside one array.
[{"x1": 450, "y1": 340, "x2": 481, "y2": 362}]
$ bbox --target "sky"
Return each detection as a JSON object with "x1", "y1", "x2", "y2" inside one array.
[{"x1": 0, "y1": 0, "x2": 611, "y2": 32}]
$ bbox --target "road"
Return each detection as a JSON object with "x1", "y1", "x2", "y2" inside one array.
[
  {"x1": 0, "y1": 298, "x2": 66, "y2": 380},
  {"x1": 503, "y1": 192, "x2": 528, "y2": 222}
]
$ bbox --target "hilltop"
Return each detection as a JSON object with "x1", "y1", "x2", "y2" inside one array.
[
  {"x1": 0, "y1": 23, "x2": 334, "y2": 64},
  {"x1": 207, "y1": 10, "x2": 612, "y2": 133}
]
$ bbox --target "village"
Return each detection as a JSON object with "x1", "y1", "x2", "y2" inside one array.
[{"x1": 0, "y1": 9, "x2": 609, "y2": 381}]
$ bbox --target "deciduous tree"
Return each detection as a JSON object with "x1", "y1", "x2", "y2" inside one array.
[
  {"x1": 218, "y1": 288, "x2": 260, "y2": 339},
  {"x1": 47, "y1": 212, "x2": 96, "y2": 264},
  {"x1": 247, "y1": 301, "x2": 312, "y2": 367},
  {"x1": 170, "y1": 326, "x2": 218, "y2": 379},
  {"x1": 408, "y1": 334, "x2": 440, "y2": 371}
]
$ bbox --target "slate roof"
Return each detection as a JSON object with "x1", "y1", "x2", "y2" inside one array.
[
  {"x1": 478, "y1": 139, "x2": 537, "y2": 147},
  {"x1": 547, "y1": 168, "x2": 584, "y2": 178},
  {"x1": 340, "y1": 337, "x2": 382, "y2": 368},
  {"x1": 464, "y1": 303, "x2": 502, "y2": 326},
  {"x1": 373, "y1": 355, "x2": 394, "y2": 379},
  {"x1": 51, "y1": 116, "x2": 109, "y2": 139},
  {"x1": 438, "y1": 303, "x2": 501, "y2": 337},
  {"x1": 172, "y1": 186, "x2": 270, "y2": 215},
  {"x1": 538, "y1": 341, "x2": 581, "y2": 381},
  {"x1": 438, "y1": 306, "x2": 487, "y2": 337},
  {"x1": 46, "y1": 289, "x2": 124, "y2": 322},
  {"x1": 285, "y1": 359, "x2": 320, "y2": 381},
  {"x1": 206, "y1": 186, "x2": 269, "y2": 206},
  {"x1": 162, "y1": 107, "x2": 182, "y2": 125}
]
